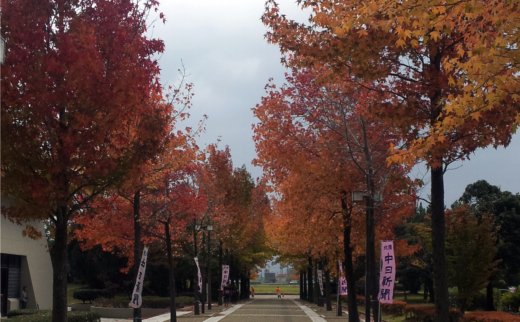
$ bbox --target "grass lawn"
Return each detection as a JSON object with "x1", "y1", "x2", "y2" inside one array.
[{"x1": 252, "y1": 283, "x2": 300, "y2": 295}]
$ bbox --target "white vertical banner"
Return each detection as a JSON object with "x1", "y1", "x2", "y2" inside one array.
[
  {"x1": 378, "y1": 240, "x2": 396, "y2": 304},
  {"x1": 221, "y1": 265, "x2": 230, "y2": 290},
  {"x1": 317, "y1": 269, "x2": 324, "y2": 296},
  {"x1": 129, "y1": 246, "x2": 149, "y2": 308},
  {"x1": 194, "y1": 257, "x2": 202, "y2": 292},
  {"x1": 338, "y1": 260, "x2": 348, "y2": 295}
]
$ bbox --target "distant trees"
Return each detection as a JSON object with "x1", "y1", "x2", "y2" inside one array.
[
  {"x1": 396, "y1": 181, "x2": 519, "y2": 313},
  {"x1": 454, "y1": 180, "x2": 520, "y2": 310}
]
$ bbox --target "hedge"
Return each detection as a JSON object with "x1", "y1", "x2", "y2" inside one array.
[
  {"x1": 381, "y1": 300, "x2": 407, "y2": 315},
  {"x1": 7, "y1": 309, "x2": 41, "y2": 318},
  {"x1": 404, "y1": 304, "x2": 461, "y2": 322},
  {"x1": 73, "y1": 289, "x2": 106, "y2": 303},
  {"x1": 461, "y1": 311, "x2": 520, "y2": 322},
  {"x1": 94, "y1": 295, "x2": 193, "y2": 308},
  {"x1": 7, "y1": 310, "x2": 100, "y2": 322}
]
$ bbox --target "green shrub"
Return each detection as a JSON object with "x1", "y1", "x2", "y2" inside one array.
[
  {"x1": 73, "y1": 289, "x2": 104, "y2": 303},
  {"x1": 381, "y1": 300, "x2": 406, "y2": 315},
  {"x1": 7, "y1": 309, "x2": 40, "y2": 317},
  {"x1": 94, "y1": 295, "x2": 193, "y2": 309},
  {"x1": 404, "y1": 304, "x2": 461, "y2": 322},
  {"x1": 8, "y1": 311, "x2": 100, "y2": 322},
  {"x1": 67, "y1": 312, "x2": 100, "y2": 322},
  {"x1": 502, "y1": 288, "x2": 520, "y2": 312},
  {"x1": 175, "y1": 296, "x2": 194, "y2": 308}
]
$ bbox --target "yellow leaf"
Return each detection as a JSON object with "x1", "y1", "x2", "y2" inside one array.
[
  {"x1": 430, "y1": 30, "x2": 440, "y2": 41},
  {"x1": 396, "y1": 38, "x2": 406, "y2": 47}
]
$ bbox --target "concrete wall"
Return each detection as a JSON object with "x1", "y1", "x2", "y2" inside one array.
[{"x1": 1, "y1": 216, "x2": 53, "y2": 310}]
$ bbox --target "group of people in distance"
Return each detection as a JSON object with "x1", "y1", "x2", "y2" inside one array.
[{"x1": 222, "y1": 282, "x2": 237, "y2": 307}]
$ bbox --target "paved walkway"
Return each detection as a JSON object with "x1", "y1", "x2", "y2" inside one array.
[
  {"x1": 175, "y1": 295, "x2": 348, "y2": 322},
  {"x1": 209, "y1": 296, "x2": 325, "y2": 322},
  {"x1": 102, "y1": 295, "x2": 368, "y2": 322}
]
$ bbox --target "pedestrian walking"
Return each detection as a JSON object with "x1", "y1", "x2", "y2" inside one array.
[
  {"x1": 20, "y1": 286, "x2": 28, "y2": 309},
  {"x1": 250, "y1": 286, "x2": 255, "y2": 298},
  {"x1": 224, "y1": 283, "x2": 232, "y2": 307},
  {"x1": 275, "y1": 286, "x2": 281, "y2": 299}
]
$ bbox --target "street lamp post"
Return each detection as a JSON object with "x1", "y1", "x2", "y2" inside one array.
[
  {"x1": 353, "y1": 191, "x2": 381, "y2": 322},
  {"x1": 195, "y1": 220, "x2": 213, "y2": 311}
]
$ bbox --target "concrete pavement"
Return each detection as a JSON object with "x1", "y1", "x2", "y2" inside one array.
[
  {"x1": 174, "y1": 295, "x2": 359, "y2": 322},
  {"x1": 111, "y1": 295, "x2": 368, "y2": 322}
]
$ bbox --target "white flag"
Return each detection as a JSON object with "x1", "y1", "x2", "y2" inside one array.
[
  {"x1": 338, "y1": 260, "x2": 348, "y2": 296},
  {"x1": 129, "y1": 247, "x2": 149, "y2": 308},
  {"x1": 194, "y1": 257, "x2": 202, "y2": 292},
  {"x1": 221, "y1": 265, "x2": 230, "y2": 290}
]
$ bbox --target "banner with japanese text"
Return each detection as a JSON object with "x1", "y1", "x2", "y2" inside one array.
[
  {"x1": 221, "y1": 265, "x2": 230, "y2": 290},
  {"x1": 129, "y1": 247, "x2": 149, "y2": 308},
  {"x1": 338, "y1": 260, "x2": 348, "y2": 295},
  {"x1": 378, "y1": 240, "x2": 396, "y2": 304},
  {"x1": 194, "y1": 257, "x2": 202, "y2": 293}
]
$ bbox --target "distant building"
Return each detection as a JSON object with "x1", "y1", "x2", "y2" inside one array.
[
  {"x1": 264, "y1": 270, "x2": 276, "y2": 283},
  {"x1": 1, "y1": 215, "x2": 53, "y2": 315}
]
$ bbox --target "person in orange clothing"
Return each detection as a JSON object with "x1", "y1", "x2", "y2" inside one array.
[{"x1": 275, "y1": 286, "x2": 281, "y2": 298}]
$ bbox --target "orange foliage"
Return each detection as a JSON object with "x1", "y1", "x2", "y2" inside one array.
[{"x1": 253, "y1": 66, "x2": 417, "y2": 267}]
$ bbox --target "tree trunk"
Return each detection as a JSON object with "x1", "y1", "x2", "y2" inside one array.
[
  {"x1": 164, "y1": 220, "x2": 177, "y2": 322},
  {"x1": 485, "y1": 282, "x2": 495, "y2": 311},
  {"x1": 133, "y1": 191, "x2": 142, "y2": 322},
  {"x1": 307, "y1": 257, "x2": 314, "y2": 303},
  {"x1": 341, "y1": 192, "x2": 360, "y2": 322},
  {"x1": 207, "y1": 230, "x2": 212, "y2": 310},
  {"x1": 300, "y1": 271, "x2": 304, "y2": 300},
  {"x1": 360, "y1": 117, "x2": 378, "y2": 322},
  {"x1": 431, "y1": 166, "x2": 449, "y2": 322},
  {"x1": 201, "y1": 231, "x2": 206, "y2": 314},
  {"x1": 336, "y1": 274, "x2": 342, "y2": 316},
  {"x1": 51, "y1": 206, "x2": 68, "y2": 322},
  {"x1": 192, "y1": 221, "x2": 200, "y2": 315},
  {"x1": 218, "y1": 240, "x2": 223, "y2": 306},
  {"x1": 316, "y1": 261, "x2": 323, "y2": 307},
  {"x1": 325, "y1": 269, "x2": 332, "y2": 311},
  {"x1": 302, "y1": 271, "x2": 308, "y2": 300}
]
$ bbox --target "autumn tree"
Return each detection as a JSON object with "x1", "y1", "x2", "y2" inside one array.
[
  {"x1": 254, "y1": 66, "x2": 416, "y2": 321},
  {"x1": 196, "y1": 145, "x2": 271, "y2": 302},
  {"x1": 1, "y1": 1, "x2": 170, "y2": 321},
  {"x1": 75, "y1": 123, "x2": 201, "y2": 318},
  {"x1": 263, "y1": 1, "x2": 519, "y2": 320}
]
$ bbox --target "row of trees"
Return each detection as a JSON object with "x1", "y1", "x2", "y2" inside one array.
[
  {"x1": 1, "y1": 1, "x2": 271, "y2": 322},
  {"x1": 257, "y1": 1, "x2": 519, "y2": 321},
  {"x1": 398, "y1": 181, "x2": 520, "y2": 313}
]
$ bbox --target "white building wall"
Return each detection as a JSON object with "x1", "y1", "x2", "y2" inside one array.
[{"x1": 1, "y1": 216, "x2": 53, "y2": 310}]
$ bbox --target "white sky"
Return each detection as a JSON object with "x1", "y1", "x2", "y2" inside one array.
[{"x1": 153, "y1": 0, "x2": 520, "y2": 207}]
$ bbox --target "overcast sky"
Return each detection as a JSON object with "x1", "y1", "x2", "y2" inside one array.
[{"x1": 153, "y1": 0, "x2": 519, "y2": 206}]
